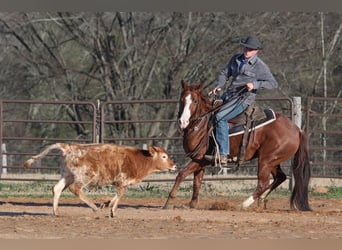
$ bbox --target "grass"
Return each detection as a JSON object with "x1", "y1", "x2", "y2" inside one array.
[
  {"x1": 1, "y1": 181, "x2": 341, "y2": 200},
  {"x1": 311, "y1": 186, "x2": 342, "y2": 199}
]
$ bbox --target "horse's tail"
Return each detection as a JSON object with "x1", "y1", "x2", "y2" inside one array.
[{"x1": 290, "y1": 131, "x2": 311, "y2": 211}]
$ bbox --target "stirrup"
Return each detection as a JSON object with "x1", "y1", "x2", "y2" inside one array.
[
  {"x1": 227, "y1": 156, "x2": 238, "y2": 163},
  {"x1": 213, "y1": 99, "x2": 223, "y2": 107},
  {"x1": 204, "y1": 154, "x2": 228, "y2": 165}
]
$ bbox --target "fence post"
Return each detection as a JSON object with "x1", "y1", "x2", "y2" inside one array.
[
  {"x1": 289, "y1": 96, "x2": 302, "y2": 190},
  {"x1": 293, "y1": 97, "x2": 302, "y2": 129},
  {"x1": 96, "y1": 99, "x2": 101, "y2": 143},
  {"x1": 1, "y1": 143, "x2": 7, "y2": 175}
]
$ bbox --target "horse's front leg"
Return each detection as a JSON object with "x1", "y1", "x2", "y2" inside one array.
[
  {"x1": 163, "y1": 161, "x2": 201, "y2": 209},
  {"x1": 189, "y1": 168, "x2": 205, "y2": 208}
]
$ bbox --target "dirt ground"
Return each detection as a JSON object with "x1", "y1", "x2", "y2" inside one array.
[{"x1": 0, "y1": 196, "x2": 341, "y2": 239}]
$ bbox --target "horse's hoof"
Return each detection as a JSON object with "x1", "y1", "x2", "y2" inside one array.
[
  {"x1": 235, "y1": 204, "x2": 248, "y2": 211},
  {"x1": 163, "y1": 204, "x2": 172, "y2": 210},
  {"x1": 189, "y1": 203, "x2": 197, "y2": 209},
  {"x1": 235, "y1": 204, "x2": 242, "y2": 211},
  {"x1": 175, "y1": 204, "x2": 189, "y2": 209}
]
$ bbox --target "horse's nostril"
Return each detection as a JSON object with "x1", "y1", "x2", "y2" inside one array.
[{"x1": 178, "y1": 119, "x2": 189, "y2": 129}]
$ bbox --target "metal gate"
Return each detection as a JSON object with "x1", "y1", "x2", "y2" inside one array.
[
  {"x1": 305, "y1": 97, "x2": 342, "y2": 178},
  {"x1": 1, "y1": 96, "x2": 341, "y2": 182},
  {"x1": 0, "y1": 100, "x2": 97, "y2": 181}
]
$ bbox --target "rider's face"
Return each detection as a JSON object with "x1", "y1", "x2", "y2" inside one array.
[{"x1": 243, "y1": 46, "x2": 259, "y2": 59}]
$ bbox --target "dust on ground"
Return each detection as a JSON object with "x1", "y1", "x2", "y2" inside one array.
[{"x1": 0, "y1": 196, "x2": 341, "y2": 239}]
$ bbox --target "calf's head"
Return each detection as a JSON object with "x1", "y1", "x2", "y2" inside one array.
[{"x1": 148, "y1": 146, "x2": 177, "y2": 171}]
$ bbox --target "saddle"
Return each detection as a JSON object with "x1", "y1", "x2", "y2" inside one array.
[
  {"x1": 229, "y1": 104, "x2": 276, "y2": 137},
  {"x1": 209, "y1": 101, "x2": 276, "y2": 170}
]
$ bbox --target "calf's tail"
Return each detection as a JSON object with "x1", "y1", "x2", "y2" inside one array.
[{"x1": 24, "y1": 143, "x2": 65, "y2": 169}]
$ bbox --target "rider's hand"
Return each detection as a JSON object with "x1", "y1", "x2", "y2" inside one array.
[
  {"x1": 246, "y1": 82, "x2": 254, "y2": 91},
  {"x1": 208, "y1": 87, "x2": 221, "y2": 96}
]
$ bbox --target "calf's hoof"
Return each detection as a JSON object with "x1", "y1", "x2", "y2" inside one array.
[
  {"x1": 110, "y1": 210, "x2": 117, "y2": 218},
  {"x1": 100, "y1": 200, "x2": 111, "y2": 209}
]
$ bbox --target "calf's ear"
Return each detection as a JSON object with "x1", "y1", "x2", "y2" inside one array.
[{"x1": 148, "y1": 146, "x2": 157, "y2": 157}]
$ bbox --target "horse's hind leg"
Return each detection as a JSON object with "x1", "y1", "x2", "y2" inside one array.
[
  {"x1": 242, "y1": 165, "x2": 286, "y2": 209},
  {"x1": 241, "y1": 176, "x2": 270, "y2": 210},
  {"x1": 258, "y1": 165, "x2": 287, "y2": 208}
]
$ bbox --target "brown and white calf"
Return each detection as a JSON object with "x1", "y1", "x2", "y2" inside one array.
[{"x1": 24, "y1": 143, "x2": 177, "y2": 217}]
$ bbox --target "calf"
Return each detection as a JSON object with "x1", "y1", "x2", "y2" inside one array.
[{"x1": 24, "y1": 143, "x2": 177, "y2": 217}]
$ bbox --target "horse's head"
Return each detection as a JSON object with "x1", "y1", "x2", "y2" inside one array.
[{"x1": 178, "y1": 80, "x2": 211, "y2": 130}]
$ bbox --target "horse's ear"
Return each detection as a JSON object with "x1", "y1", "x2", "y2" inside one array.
[
  {"x1": 194, "y1": 83, "x2": 205, "y2": 92},
  {"x1": 181, "y1": 80, "x2": 187, "y2": 89}
]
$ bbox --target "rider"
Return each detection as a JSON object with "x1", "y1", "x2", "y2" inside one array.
[{"x1": 205, "y1": 35, "x2": 278, "y2": 166}]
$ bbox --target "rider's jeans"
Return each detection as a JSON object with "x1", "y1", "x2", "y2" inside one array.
[{"x1": 215, "y1": 101, "x2": 249, "y2": 155}]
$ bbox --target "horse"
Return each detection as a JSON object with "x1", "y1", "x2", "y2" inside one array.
[{"x1": 164, "y1": 81, "x2": 311, "y2": 211}]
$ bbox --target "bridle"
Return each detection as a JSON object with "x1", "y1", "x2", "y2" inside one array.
[
  {"x1": 179, "y1": 91, "x2": 215, "y2": 159},
  {"x1": 185, "y1": 92, "x2": 221, "y2": 124}
]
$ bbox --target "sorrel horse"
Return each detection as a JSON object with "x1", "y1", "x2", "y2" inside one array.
[{"x1": 164, "y1": 81, "x2": 311, "y2": 211}]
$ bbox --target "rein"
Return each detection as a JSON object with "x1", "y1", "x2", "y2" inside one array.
[
  {"x1": 182, "y1": 87, "x2": 248, "y2": 160},
  {"x1": 183, "y1": 96, "x2": 214, "y2": 159},
  {"x1": 189, "y1": 86, "x2": 248, "y2": 123},
  {"x1": 188, "y1": 97, "x2": 221, "y2": 123},
  {"x1": 184, "y1": 114, "x2": 211, "y2": 159}
]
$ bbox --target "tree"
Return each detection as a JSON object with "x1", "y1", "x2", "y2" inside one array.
[
  {"x1": 0, "y1": 12, "x2": 232, "y2": 148},
  {"x1": 0, "y1": 12, "x2": 341, "y2": 149}
]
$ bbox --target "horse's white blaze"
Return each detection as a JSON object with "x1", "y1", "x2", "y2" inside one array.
[
  {"x1": 242, "y1": 196, "x2": 255, "y2": 208},
  {"x1": 179, "y1": 94, "x2": 192, "y2": 129}
]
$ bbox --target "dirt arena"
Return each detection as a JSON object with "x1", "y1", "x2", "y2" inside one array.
[{"x1": 0, "y1": 196, "x2": 341, "y2": 239}]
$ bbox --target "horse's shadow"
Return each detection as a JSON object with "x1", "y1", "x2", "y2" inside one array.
[{"x1": 0, "y1": 200, "x2": 161, "y2": 217}]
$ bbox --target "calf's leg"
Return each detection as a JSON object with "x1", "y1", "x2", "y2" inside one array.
[
  {"x1": 109, "y1": 186, "x2": 126, "y2": 217},
  {"x1": 68, "y1": 182, "x2": 98, "y2": 212},
  {"x1": 52, "y1": 174, "x2": 74, "y2": 216}
]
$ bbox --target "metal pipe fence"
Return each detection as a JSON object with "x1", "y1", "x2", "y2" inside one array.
[{"x1": 0, "y1": 96, "x2": 341, "y2": 183}]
